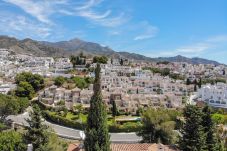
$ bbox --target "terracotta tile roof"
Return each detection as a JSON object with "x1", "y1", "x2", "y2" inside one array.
[
  {"x1": 67, "y1": 143, "x2": 179, "y2": 151},
  {"x1": 111, "y1": 143, "x2": 151, "y2": 151},
  {"x1": 67, "y1": 143, "x2": 80, "y2": 151}
]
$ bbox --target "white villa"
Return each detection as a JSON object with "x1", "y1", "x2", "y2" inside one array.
[{"x1": 197, "y1": 82, "x2": 227, "y2": 108}]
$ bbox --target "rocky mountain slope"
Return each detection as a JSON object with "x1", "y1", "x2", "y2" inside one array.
[{"x1": 0, "y1": 36, "x2": 222, "y2": 65}]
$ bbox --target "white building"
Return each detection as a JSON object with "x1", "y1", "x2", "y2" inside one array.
[{"x1": 197, "y1": 82, "x2": 227, "y2": 108}]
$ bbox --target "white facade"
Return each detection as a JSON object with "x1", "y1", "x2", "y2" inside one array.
[{"x1": 197, "y1": 83, "x2": 227, "y2": 108}]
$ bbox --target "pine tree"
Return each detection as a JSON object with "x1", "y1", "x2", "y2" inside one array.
[
  {"x1": 24, "y1": 105, "x2": 49, "y2": 151},
  {"x1": 84, "y1": 64, "x2": 110, "y2": 151},
  {"x1": 202, "y1": 106, "x2": 221, "y2": 151},
  {"x1": 179, "y1": 105, "x2": 206, "y2": 151}
]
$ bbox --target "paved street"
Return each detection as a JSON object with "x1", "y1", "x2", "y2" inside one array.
[{"x1": 7, "y1": 112, "x2": 142, "y2": 143}]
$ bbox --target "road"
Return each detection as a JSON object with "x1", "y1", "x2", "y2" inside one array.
[{"x1": 7, "y1": 112, "x2": 142, "y2": 143}]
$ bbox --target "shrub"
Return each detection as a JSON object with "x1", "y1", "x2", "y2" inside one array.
[
  {"x1": 54, "y1": 76, "x2": 66, "y2": 87},
  {"x1": 43, "y1": 110, "x2": 142, "y2": 132}
]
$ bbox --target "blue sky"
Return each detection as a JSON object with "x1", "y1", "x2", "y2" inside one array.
[{"x1": 0, "y1": 0, "x2": 227, "y2": 63}]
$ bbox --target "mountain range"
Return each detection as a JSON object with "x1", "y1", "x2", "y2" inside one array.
[{"x1": 0, "y1": 36, "x2": 222, "y2": 65}]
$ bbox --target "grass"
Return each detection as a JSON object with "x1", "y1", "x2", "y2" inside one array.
[
  {"x1": 65, "y1": 112, "x2": 78, "y2": 120},
  {"x1": 0, "y1": 122, "x2": 7, "y2": 130},
  {"x1": 79, "y1": 113, "x2": 87, "y2": 123}
]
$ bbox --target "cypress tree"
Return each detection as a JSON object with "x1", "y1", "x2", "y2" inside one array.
[
  {"x1": 179, "y1": 105, "x2": 206, "y2": 151},
  {"x1": 186, "y1": 78, "x2": 190, "y2": 85},
  {"x1": 202, "y1": 106, "x2": 221, "y2": 151},
  {"x1": 24, "y1": 104, "x2": 49, "y2": 151},
  {"x1": 194, "y1": 84, "x2": 197, "y2": 92},
  {"x1": 112, "y1": 100, "x2": 118, "y2": 117},
  {"x1": 198, "y1": 78, "x2": 202, "y2": 88},
  {"x1": 84, "y1": 64, "x2": 110, "y2": 151}
]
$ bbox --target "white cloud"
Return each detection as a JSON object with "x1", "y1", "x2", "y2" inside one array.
[
  {"x1": 176, "y1": 43, "x2": 211, "y2": 53},
  {"x1": 3, "y1": 0, "x2": 55, "y2": 24},
  {"x1": 3, "y1": 0, "x2": 128, "y2": 27},
  {"x1": 78, "y1": 10, "x2": 111, "y2": 20},
  {"x1": 206, "y1": 35, "x2": 227, "y2": 43},
  {"x1": 134, "y1": 21, "x2": 159, "y2": 40},
  {"x1": 0, "y1": 11, "x2": 51, "y2": 39},
  {"x1": 146, "y1": 35, "x2": 227, "y2": 58},
  {"x1": 108, "y1": 31, "x2": 121, "y2": 36},
  {"x1": 95, "y1": 13, "x2": 129, "y2": 27},
  {"x1": 75, "y1": 0, "x2": 102, "y2": 10}
]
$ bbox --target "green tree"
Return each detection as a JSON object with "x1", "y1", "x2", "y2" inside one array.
[
  {"x1": 15, "y1": 72, "x2": 44, "y2": 91},
  {"x1": 45, "y1": 132, "x2": 68, "y2": 151},
  {"x1": 198, "y1": 78, "x2": 202, "y2": 88},
  {"x1": 137, "y1": 108, "x2": 176, "y2": 144},
  {"x1": 202, "y1": 106, "x2": 221, "y2": 151},
  {"x1": 0, "y1": 94, "x2": 29, "y2": 120},
  {"x1": 93, "y1": 56, "x2": 108, "y2": 64},
  {"x1": 70, "y1": 55, "x2": 86, "y2": 67},
  {"x1": 54, "y1": 76, "x2": 66, "y2": 87},
  {"x1": 15, "y1": 81, "x2": 35, "y2": 99},
  {"x1": 186, "y1": 78, "x2": 190, "y2": 85},
  {"x1": 17, "y1": 97, "x2": 29, "y2": 113},
  {"x1": 112, "y1": 100, "x2": 119, "y2": 117},
  {"x1": 120, "y1": 58, "x2": 124, "y2": 66},
  {"x1": 0, "y1": 94, "x2": 18, "y2": 120},
  {"x1": 194, "y1": 84, "x2": 197, "y2": 92},
  {"x1": 72, "y1": 77, "x2": 86, "y2": 88},
  {"x1": 0, "y1": 130, "x2": 27, "y2": 151},
  {"x1": 24, "y1": 105, "x2": 49, "y2": 151},
  {"x1": 161, "y1": 68, "x2": 170, "y2": 76},
  {"x1": 84, "y1": 64, "x2": 110, "y2": 151},
  {"x1": 70, "y1": 55, "x2": 77, "y2": 68},
  {"x1": 179, "y1": 105, "x2": 206, "y2": 151}
]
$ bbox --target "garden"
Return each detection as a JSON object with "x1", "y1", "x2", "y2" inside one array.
[{"x1": 43, "y1": 109, "x2": 142, "y2": 133}]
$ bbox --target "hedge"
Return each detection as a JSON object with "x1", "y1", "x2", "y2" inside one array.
[
  {"x1": 109, "y1": 122, "x2": 142, "y2": 133},
  {"x1": 43, "y1": 111, "x2": 85, "y2": 130},
  {"x1": 43, "y1": 111, "x2": 141, "y2": 132}
]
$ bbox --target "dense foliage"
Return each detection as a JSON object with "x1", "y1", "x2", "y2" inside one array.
[
  {"x1": 70, "y1": 55, "x2": 86, "y2": 67},
  {"x1": 84, "y1": 64, "x2": 110, "y2": 151},
  {"x1": 142, "y1": 67, "x2": 171, "y2": 77},
  {"x1": 111, "y1": 100, "x2": 119, "y2": 117},
  {"x1": 71, "y1": 76, "x2": 94, "y2": 89},
  {"x1": 212, "y1": 113, "x2": 227, "y2": 124},
  {"x1": 202, "y1": 106, "x2": 221, "y2": 151},
  {"x1": 15, "y1": 81, "x2": 35, "y2": 99},
  {"x1": 54, "y1": 76, "x2": 66, "y2": 87},
  {"x1": 24, "y1": 105, "x2": 49, "y2": 151},
  {"x1": 137, "y1": 108, "x2": 181, "y2": 144},
  {"x1": 15, "y1": 72, "x2": 44, "y2": 99},
  {"x1": 179, "y1": 105, "x2": 223, "y2": 151},
  {"x1": 44, "y1": 110, "x2": 140, "y2": 132},
  {"x1": 0, "y1": 94, "x2": 29, "y2": 120},
  {"x1": 179, "y1": 105, "x2": 206, "y2": 151},
  {"x1": 93, "y1": 56, "x2": 108, "y2": 64},
  {"x1": 0, "y1": 131, "x2": 27, "y2": 151},
  {"x1": 15, "y1": 72, "x2": 44, "y2": 91}
]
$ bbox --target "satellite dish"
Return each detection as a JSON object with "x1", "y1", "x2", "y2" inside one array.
[{"x1": 79, "y1": 131, "x2": 85, "y2": 140}]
